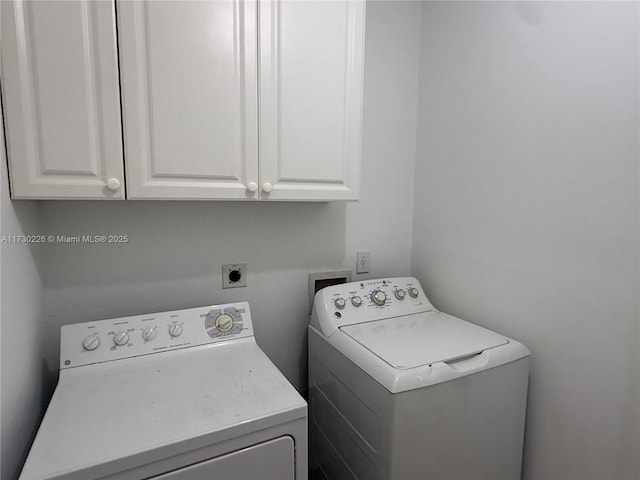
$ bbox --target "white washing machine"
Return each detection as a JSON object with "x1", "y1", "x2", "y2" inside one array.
[
  {"x1": 308, "y1": 277, "x2": 529, "y2": 480},
  {"x1": 20, "y1": 302, "x2": 307, "y2": 480}
]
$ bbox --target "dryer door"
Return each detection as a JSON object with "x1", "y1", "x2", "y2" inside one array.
[{"x1": 150, "y1": 436, "x2": 295, "y2": 480}]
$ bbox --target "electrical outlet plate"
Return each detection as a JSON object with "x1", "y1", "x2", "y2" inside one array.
[
  {"x1": 356, "y1": 250, "x2": 370, "y2": 274},
  {"x1": 222, "y1": 263, "x2": 247, "y2": 288}
]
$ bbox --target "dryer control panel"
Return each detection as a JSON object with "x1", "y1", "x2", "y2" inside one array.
[
  {"x1": 311, "y1": 277, "x2": 436, "y2": 337},
  {"x1": 60, "y1": 302, "x2": 254, "y2": 369}
]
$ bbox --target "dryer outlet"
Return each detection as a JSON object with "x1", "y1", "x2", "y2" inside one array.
[{"x1": 222, "y1": 263, "x2": 247, "y2": 288}]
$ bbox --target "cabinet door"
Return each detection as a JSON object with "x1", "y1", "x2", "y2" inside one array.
[
  {"x1": 1, "y1": 1, "x2": 124, "y2": 199},
  {"x1": 259, "y1": 0, "x2": 365, "y2": 201},
  {"x1": 118, "y1": 1, "x2": 259, "y2": 200}
]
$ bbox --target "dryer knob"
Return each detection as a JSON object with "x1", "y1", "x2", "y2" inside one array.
[
  {"x1": 334, "y1": 298, "x2": 346, "y2": 309},
  {"x1": 408, "y1": 287, "x2": 419, "y2": 298},
  {"x1": 82, "y1": 334, "x2": 100, "y2": 351},
  {"x1": 168, "y1": 324, "x2": 183, "y2": 337},
  {"x1": 371, "y1": 290, "x2": 387, "y2": 306},
  {"x1": 394, "y1": 289, "x2": 406, "y2": 300},
  {"x1": 113, "y1": 331, "x2": 129, "y2": 346},
  {"x1": 351, "y1": 296, "x2": 363, "y2": 307},
  {"x1": 142, "y1": 326, "x2": 157, "y2": 341}
]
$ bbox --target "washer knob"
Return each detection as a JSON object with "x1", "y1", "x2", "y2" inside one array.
[
  {"x1": 408, "y1": 287, "x2": 419, "y2": 298},
  {"x1": 371, "y1": 290, "x2": 387, "y2": 306},
  {"x1": 395, "y1": 289, "x2": 406, "y2": 300},
  {"x1": 113, "y1": 331, "x2": 129, "y2": 346},
  {"x1": 168, "y1": 324, "x2": 183, "y2": 337},
  {"x1": 82, "y1": 334, "x2": 100, "y2": 351},
  {"x1": 142, "y1": 326, "x2": 157, "y2": 341},
  {"x1": 216, "y1": 314, "x2": 234, "y2": 332},
  {"x1": 351, "y1": 296, "x2": 363, "y2": 307},
  {"x1": 334, "y1": 298, "x2": 346, "y2": 309}
]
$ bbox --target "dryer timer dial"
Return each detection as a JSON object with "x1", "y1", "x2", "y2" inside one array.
[{"x1": 215, "y1": 314, "x2": 234, "y2": 332}]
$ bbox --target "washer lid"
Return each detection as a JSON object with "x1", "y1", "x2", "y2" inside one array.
[{"x1": 340, "y1": 311, "x2": 508, "y2": 369}]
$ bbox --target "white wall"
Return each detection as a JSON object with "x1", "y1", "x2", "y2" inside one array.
[
  {"x1": 39, "y1": 1, "x2": 422, "y2": 395},
  {"x1": 1, "y1": 110, "x2": 46, "y2": 478},
  {"x1": 412, "y1": 2, "x2": 639, "y2": 479}
]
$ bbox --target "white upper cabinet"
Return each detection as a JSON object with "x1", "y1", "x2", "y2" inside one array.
[
  {"x1": 1, "y1": 1, "x2": 125, "y2": 199},
  {"x1": 117, "y1": 1, "x2": 260, "y2": 200},
  {"x1": 259, "y1": 0, "x2": 364, "y2": 201},
  {"x1": 2, "y1": 0, "x2": 365, "y2": 201},
  {"x1": 119, "y1": 0, "x2": 364, "y2": 201}
]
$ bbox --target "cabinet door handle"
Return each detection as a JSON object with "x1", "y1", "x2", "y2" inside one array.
[
  {"x1": 106, "y1": 178, "x2": 121, "y2": 191},
  {"x1": 262, "y1": 182, "x2": 273, "y2": 193},
  {"x1": 247, "y1": 181, "x2": 258, "y2": 193}
]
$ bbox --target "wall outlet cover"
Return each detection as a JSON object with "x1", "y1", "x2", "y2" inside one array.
[{"x1": 356, "y1": 249, "x2": 370, "y2": 274}]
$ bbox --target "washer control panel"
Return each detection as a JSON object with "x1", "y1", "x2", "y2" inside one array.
[
  {"x1": 60, "y1": 302, "x2": 253, "y2": 369},
  {"x1": 311, "y1": 277, "x2": 436, "y2": 337}
]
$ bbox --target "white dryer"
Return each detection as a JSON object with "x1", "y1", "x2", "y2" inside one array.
[
  {"x1": 308, "y1": 277, "x2": 529, "y2": 480},
  {"x1": 20, "y1": 302, "x2": 307, "y2": 480}
]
